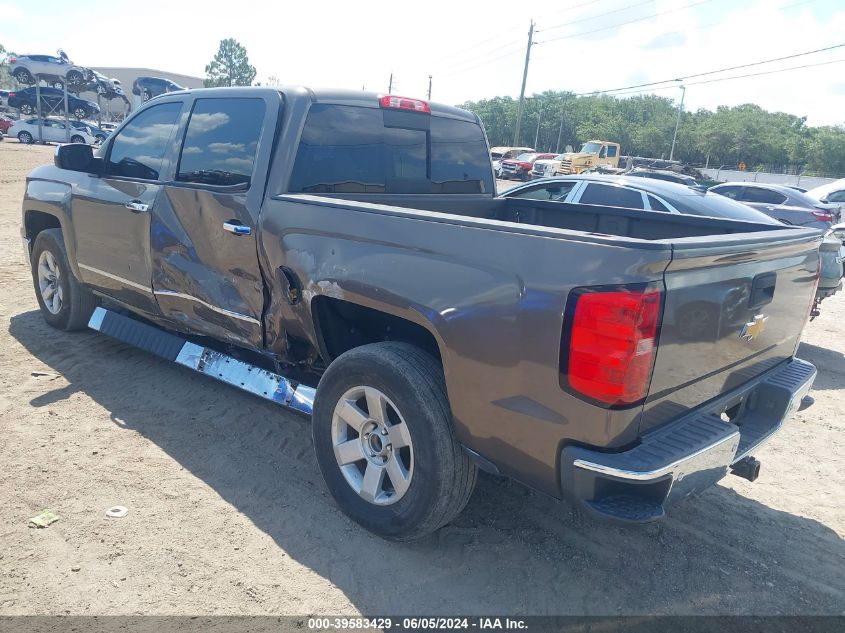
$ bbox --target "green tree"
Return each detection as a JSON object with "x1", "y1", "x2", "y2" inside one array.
[
  {"x1": 0, "y1": 43, "x2": 17, "y2": 90},
  {"x1": 204, "y1": 38, "x2": 257, "y2": 88},
  {"x1": 460, "y1": 89, "x2": 845, "y2": 176}
]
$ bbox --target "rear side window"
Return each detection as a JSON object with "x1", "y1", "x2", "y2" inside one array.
[
  {"x1": 741, "y1": 187, "x2": 787, "y2": 205},
  {"x1": 177, "y1": 98, "x2": 265, "y2": 187},
  {"x1": 509, "y1": 182, "x2": 577, "y2": 201},
  {"x1": 647, "y1": 195, "x2": 670, "y2": 212},
  {"x1": 289, "y1": 104, "x2": 493, "y2": 194},
  {"x1": 579, "y1": 183, "x2": 644, "y2": 210},
  {"x1": 105, "y1": 102, "x2": 182, "y2": 180},
  {"x1": 713, "y1": 185, "x2": 742, "y2": 199}
]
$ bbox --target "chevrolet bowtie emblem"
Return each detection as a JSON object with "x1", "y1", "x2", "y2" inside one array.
[{"x1": 740, "y1": 314, "x2": 768, "y2": 341}]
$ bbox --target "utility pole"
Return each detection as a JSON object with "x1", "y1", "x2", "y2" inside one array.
[
  {"x1": 427, "y1": 75, "x2": 432, "y2": 100},
  {"x1": 513, "y1": 20, "x2": 535, "y2": 146},
  {"x1": 556, "y1": 114, "x2": 564, "y2": 153},
  {"x1": 669, "y1": 84, "x2": 686, "y2": 161},
  {"x1": 388, "y1": 73, "x2": 393, "y2": 94},
  {"x1": 534, "y1": 102, "x2": 543, "y2": 149},
  {"x1": 555, "y1": 96, "x2": 570, "y2": 153}
]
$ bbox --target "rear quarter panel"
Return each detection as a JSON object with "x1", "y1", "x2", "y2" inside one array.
[{"x1": 258, "y1": 195, "x2": 672, "y2": 496}]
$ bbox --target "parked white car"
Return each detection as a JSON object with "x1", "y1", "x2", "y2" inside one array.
[
  {"x1": 10, "y1": 118, "x2": 96, "y2": 145},
  {"x1": 9, "y1": 52, "x2": 91, "y2": 88},
  {"x1": 807, "y1": 178, "x2": 845, "y2": 206}
]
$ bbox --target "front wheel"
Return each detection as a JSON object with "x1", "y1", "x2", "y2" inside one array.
[
  {"x1": 66, "y1": 70, "x2": 83, "y2": 86},
  {"x1": 70, "y1": 134, "x2": 85, "y2": 144},
  {"x1": 72, "y1": 107, "x2": 87, "y2": 120},
  {"x1": 312, "y1": 342, "x2": 477, "y2": 541},
  {"x1": 30, "y1": 229, "x2": 97, "y2": 331}
]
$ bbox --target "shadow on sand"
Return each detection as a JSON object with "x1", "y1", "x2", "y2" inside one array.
[{"x1": 9, "y1": 310, "x2": 844, "y2": 615}]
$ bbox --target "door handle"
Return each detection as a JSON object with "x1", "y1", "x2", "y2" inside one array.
[
  {"x1": 223, "y1": 220, "x2": 252, "y2": 236},
  {"x1": 125, "y1": 200, "x2": 149, "y2": 213}
]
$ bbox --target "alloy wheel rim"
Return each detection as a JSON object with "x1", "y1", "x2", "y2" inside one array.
[
  {"x1": 37, "y1": 250, "x2": 63, "y2": 314},
  {"x1": 331, "y1": 385, "x2": 414, "y2": 506}
]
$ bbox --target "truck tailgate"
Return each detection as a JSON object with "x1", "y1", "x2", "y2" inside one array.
[{"x1": 640, "y1": 231, "x2": 822, "y2": 433}]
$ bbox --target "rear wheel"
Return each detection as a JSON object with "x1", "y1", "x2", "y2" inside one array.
[
  {"x1": 72, "y1": 107, "x2": 87, "y2": 120},
  {"x1": 30, "y1": 229, "x2": 97, "y2": 331},
  {"x1": 17, "y1": 131, "x2": 33, "y2": 144},
  {"x1": 19, "y1": 103, "x2": 34, "y2": 115},
  {"x1": 312, "y1": 342, "x2": 477, "y2": 540},
  {"x1": 13, "y1": 68, "x2": 34, "y2": 84}
]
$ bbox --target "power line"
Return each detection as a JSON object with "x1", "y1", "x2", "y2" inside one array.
[
  {"x1": 540, "y1": 0, "x2": 654, "y2": 33},
  {"x1": 535, "y1": 0, "x2": 718, "y2": 45},
  {"x1": 437, "y1": 0, "x2": 655, "y2": 77},
  {"x1": 440, "y1": 0, "x2": 825, "y2": 89},
  {"x1": 534, "y1": 0, "x2": 603, "y2": 21},
  {"x1": 598, "y1": 57, "x2": 845, "y2": 97},
  {"x1": 576, "y1": 42, "x2": 845, "y2": 96}
]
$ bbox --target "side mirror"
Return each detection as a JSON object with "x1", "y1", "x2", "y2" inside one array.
[{"x1": 54, "y1": 143, "x2": 96, "y2": 173}]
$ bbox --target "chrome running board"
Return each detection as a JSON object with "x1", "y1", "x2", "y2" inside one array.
[{"x1": 87, "y1": 307, "x2": 315, "y2": 416}]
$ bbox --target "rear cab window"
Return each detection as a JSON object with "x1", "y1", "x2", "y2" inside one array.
[{"x1": 288, "y1": 104, "x2": 493, "y2": 194}]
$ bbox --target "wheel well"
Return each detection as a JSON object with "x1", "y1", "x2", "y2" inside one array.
[
  {"x1": 312, "y1": 296, "x2": 441, "y2": 364},
  {"x1": 24, "y1": 211, "x2": 61, "y2": 242}
]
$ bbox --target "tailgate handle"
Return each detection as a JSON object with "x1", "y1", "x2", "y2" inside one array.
[{"x1": 749, "y1": 272, "x2": 776, "y2": 308}]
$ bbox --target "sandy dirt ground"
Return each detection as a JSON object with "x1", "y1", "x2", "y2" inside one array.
[{"x1": 0, "y1": 140, "x2": 843, "y2": 616}]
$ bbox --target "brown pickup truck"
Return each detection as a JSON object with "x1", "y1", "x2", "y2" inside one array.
[{"x1": 22, "y1": 87, "x2": 819, "y2": 540}]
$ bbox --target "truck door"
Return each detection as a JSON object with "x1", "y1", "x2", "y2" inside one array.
[
  {"x1": 71, "y1": 100, "x2": 184, "y2": 314},
  {"x1": 151, "y1": 94, "x2": 280, "y2": 350}
]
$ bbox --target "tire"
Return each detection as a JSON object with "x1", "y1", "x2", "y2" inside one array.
[
  {"x1": 13, "y1": 68, "x2": 34, "y2": 84},
  {"x1": 18, "y1": 131, "x2": 33, "y2": 144},
  {"x1": 95, "y1": 134, "x2": 106, "y2": 143},
  {"x1": 72, "y1": 107, "x2": 87, "y2": 120},
  {"x1": 51, "y1": 81, "x2": 64, "y2": 90},
  {"x1": 66, "y1": 70, "x2": 83, "y2": 86},
  {"x1": 70, "y1": 135, "x2": 85, "y2": 144},
  {"x1": 142, "y1": 90, "x2": 151, "y2": 102},
  {"x1": 19, "y1": 103, "x2": 34, "y2": 115},
  {"x1": 30, "y1": 229, "x2": 97, "y2": 331},
  {"x1": 313, "y1": 342, "x2": 477, "y2": 541}
]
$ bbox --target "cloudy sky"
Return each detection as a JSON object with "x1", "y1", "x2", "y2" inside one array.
[{"x1": 2, "y1": 0, "x2": 844, "y2": 125}]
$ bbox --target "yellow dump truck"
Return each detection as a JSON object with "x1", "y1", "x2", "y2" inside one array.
[{"x1": 553, "y1": 140, "x2": 621, "y2": 175}]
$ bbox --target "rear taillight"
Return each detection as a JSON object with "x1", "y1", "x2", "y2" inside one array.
[
  {"x1": 379, "y1": 95, "x2": 430, "y2": 113},
  {"x1": 9, "y1": 57, "x2": 16, "y2": 64},
  {"x1": 561, "y1": 286, "x2": 662, "y2": 407},
  {"x1": 812, "y1": 210, "x2": 834, "y2": 222}
]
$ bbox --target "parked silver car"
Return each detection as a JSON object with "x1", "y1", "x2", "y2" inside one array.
[
  {"x1": 709, "y1": 182, "x2": 840, "y2": 229},
  {"x1": 9, "y1": 51, "x2": 92, "y2": 88},
  {"x1": 502, "y1": 175, "x2": 844, "y2": 313},
  {"x1": 501, "y1": 174, "x2": 778, "y2": 222},
  {"x1": 9, "y1": 117, "x2": 97, "y2": 145}
]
